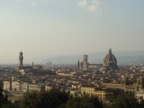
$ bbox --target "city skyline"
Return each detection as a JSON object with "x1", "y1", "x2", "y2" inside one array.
[{"x1": 0, "y1": 0, "x2": 144, "y2": 63}]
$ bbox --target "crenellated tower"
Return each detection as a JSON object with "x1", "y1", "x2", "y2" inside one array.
[
  {"x1": 83, "y1": 55, "x2": 89, "y2": 71},
  {"x1": 19, "y1": 51, "x2": 23, "y2": 68}
]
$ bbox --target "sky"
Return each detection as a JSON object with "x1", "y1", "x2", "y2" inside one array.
[{"x1": 0, "y1": 0, "x2": 144, "y2": 64}]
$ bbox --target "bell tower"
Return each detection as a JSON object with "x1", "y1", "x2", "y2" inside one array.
[
  {"x1": 83, "y1": 55, "x2": 88, "y2": 71},
  {"x1": 19, "y1": 51, "x2": 23, "y2": 68}
]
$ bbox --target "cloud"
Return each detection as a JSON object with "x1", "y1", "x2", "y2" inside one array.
[
  {"x1": 87, "y1": 0, "x2": 99, "y2": 12},
  {"x1": 16, "y1": 0, "x2": 36, "y2": 6},
  {"x1": 77, "y1": 0, "x2": 101, "y2": 12},
  {"x1": 32, "y1": 1, "x2": 36, "y2": 6},
  {"x1": 77, "y1": 0, "x2": 87, "y2": 7},
  {"x1": 15, "y1": 0, "x2": 22, "y2": 2}
]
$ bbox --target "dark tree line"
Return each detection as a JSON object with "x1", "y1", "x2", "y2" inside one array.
[
  {"x1": 20, "y1": 88, "x2": 103, "y2": 108},
  {"x1": 20, "y1": 88, "x2": 68, "y2": 108},
  {"x1": 1, "y1": 88, "x2": 144, "y2": 108},
  {"x1": 59, "y1": 95, "x2": 103, "y2": 108}
]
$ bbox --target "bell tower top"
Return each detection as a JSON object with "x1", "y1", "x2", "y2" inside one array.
[
  {"x1": 19, "y1": 51, "x2": 23, "y2": 67},
  {"x1": 109, "y1": 48, "x2": 112, "y2": 54}
]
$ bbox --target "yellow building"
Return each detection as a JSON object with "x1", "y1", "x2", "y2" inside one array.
[
  {"x1": 45, "y1": 85, "x2": 52, "y2": 91},
  {"x1": 21, "y1": 82, "x2": 29, "y2": 93},
  {"x1": 81, "y1": 85, "x2": 95, "y2": 95},
  {"x1": 12, "y1": 81, "x2": 21, "y2": 92},
  {"x1": 81, "y1": 85, "x2": 113, "y2": 102},
  {"x1": 102, "y1": 83, "x2": 126, "y2": 90},
  {"x1": 93, "y1": 88, "x2": 113, "y2": 102},
  {"x1": 3, "y1": 81, "x2": 11, "y2": 91},
  {"x1": 56, "y1": 72, "x2": 76, "y2": 77},
  {"x1": 28, "y1": 83, "x2": 45, "y2": 92},
  {"x1": 102, "y1": 76, "x2": 144, "y2": 95}
]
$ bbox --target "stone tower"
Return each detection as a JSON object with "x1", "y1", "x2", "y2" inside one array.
[
  {"x1": 78, "y1": 60, "x2": 80, "y2": 70},
  {"x1": 83, "y1": 55, "x2": 88, "y2": 71},
  {"x1": 19, "y1": 51, "x2": 23, "y2": 67}
]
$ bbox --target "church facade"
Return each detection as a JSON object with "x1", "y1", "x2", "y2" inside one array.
[
  {"x1": 78, "y1": 49, "x2": 118, "y2": 71},
  {"x1": 103, "y1": 49, "x2": 118, "y2": 70}
]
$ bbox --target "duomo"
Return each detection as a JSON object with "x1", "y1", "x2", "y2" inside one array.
[{"x1": 78, "y1": 48, "x2": 118, "y2": 71}]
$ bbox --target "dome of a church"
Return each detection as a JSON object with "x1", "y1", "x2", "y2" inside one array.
[{"x1": 103, "y1": 49, "x2": 117, "y2": 68}]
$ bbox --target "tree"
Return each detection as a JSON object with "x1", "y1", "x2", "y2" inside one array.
[
  {"x1": 20, "y1": 88, "x2": 68, "y2": 108},
  {"x1": 61, "y1": 95, "x2": 103, "y2": 108},
  {"x1": 0, "y1": 87, "x2": 8, "y2": 107},
  {"x1": 106, "y1": 93, "x2": 139, "y2": 108}
]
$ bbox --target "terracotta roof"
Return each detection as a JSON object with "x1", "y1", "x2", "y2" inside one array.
[{"x1": 103, "y1": 49, "x2": 117, "y2": 64}]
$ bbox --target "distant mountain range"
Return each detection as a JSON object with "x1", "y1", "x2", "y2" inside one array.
[{"x1": 43, "y1": 51, "x2": 144, "y2": 65}]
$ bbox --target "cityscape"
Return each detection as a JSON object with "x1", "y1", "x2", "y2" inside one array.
[
  {"x1": 1, "y1": 49, "x2": 144, "y2": 104},
  {"x1": 0, "y1": 0, "x2": 144, "y2": 108}
]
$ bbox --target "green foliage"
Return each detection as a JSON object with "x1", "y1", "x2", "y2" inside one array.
[
  {"x1": 106, "y1": 93, "x2": 139, "y2": 108},
  {"x1": 20, "y1": 88, "x2": 103, "y2": 108},
  {"x1": 20, "y1": 88, "x2": 68, "y2": 108},
  {"x1": 0, "y1": 88, "x2": 8, "y2": 107},
  {"x1": 3, "y1": 88, "x2": 144, "y2": 108},
  {"x1": 60, "y1": 95, "x2": 103, "y2": 108},
  {"x1": 1, "y1": 103, "x2": 20, "y2": 108}
]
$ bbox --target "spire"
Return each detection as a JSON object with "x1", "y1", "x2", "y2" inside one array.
[
  {"x1": 19, "y1": 51, "x2": 24, "y2": 67},
  {"x1": 32, "y1": 62, "x2": 34, "y2": 67},
  {"x1": 109, "y1": 48, "x2": 112, "y2": 54},
  {"x1": 78, "y1": 60, "x2": 80, "y2": 67},
  {"x1": 78, "y1": 60, "x2": 80, "y2": 69}
]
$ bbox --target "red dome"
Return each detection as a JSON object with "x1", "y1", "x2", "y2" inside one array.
[{"x1": 103, "y1": 49, "x2": 117, "y2": 67}]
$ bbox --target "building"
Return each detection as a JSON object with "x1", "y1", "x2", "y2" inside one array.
[
  {"x1": 3, "y1": 81, "x2": 11, "y2": 92},
  {"x1": 16, "y1": 51, "x2": 43, "y2": 72},
  {"x1": 82, "y1": 55, "x2": 89, "y2": 71},
  {"x1": 28, "y1": 83, "x2": 45, "y2": 92},
  {"x1": 78, "y1": 55, "x2": 99, "y2": 71},
  {"x1": 56, "y1": 72, "x2": 76, "y2": 77},
  {"x1": 12, "y1": 80, "x2": 21, "y2": 92},
  {"x1": 19, "y1": 51, "x2": 23, "y2": 68},
  {"x1": 81, "y1": 85, "x2": 95, "y2": 95},
  {"x1": 21, "y1": 81, "x2": 29, "y2": 93},
  {"x1": 80, "y1": 85, "x2": 113, "y2": 102},
  {"x1": 78, "y1": 55, "x2": 89, "y2": 71},
  {"x1": 135, "y1": 90, "x2": 144, "y2": 102},
  {"x1": 45, "y1": 85, "x2": 53, "y2": 91},
  {"x1": 78, "y1": 48, "x2": 118, "y2": 71},
  {"x1": 103, "y1": 49, "x2": 118, "y2": 70},
  {"x1": 102, "y1": 76, "x2": 144, "y2": 96},
  {"x1": 93, "y1": 88, "x2": 113, "y2": 102}
]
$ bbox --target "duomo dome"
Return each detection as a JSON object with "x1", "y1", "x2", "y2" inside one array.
[{"x1": 103, "y1": 49, "x2": 117, "y2": 69}]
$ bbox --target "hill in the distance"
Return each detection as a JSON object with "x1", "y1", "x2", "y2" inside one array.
[{"x1": 43, "y1": 51, "x2": 144, "y2": 65}]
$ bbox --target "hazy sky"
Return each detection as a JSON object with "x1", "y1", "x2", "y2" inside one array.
[{"x1": 0, "y1": 0, "x2": 144, "y2": 64}]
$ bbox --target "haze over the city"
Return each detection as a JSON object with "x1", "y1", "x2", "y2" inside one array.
[{"x1": 0, "y1": 0, "x2": 144, "y2": 64}]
